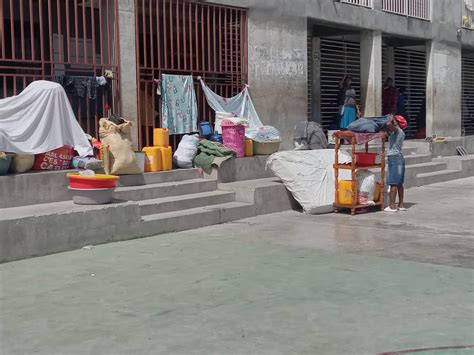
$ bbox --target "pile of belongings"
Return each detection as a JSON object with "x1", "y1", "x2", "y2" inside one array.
[
  {"x1": 346, "y1": 115, "x2": 391, "y2": 133},
  {"x1": 0, "y1": 80, "x2": 101, "y2": 174},
  {"x1": 0, "y1": 80, "x2": 93, "y2": 157},
  {"x1": 267, "y1": 149, "x2": 352, "y2": 214},
  {"x1": 293, "y1": 121, "x2": 328, "y2": 150}
]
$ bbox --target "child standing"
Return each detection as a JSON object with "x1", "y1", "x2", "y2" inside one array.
[{"x1": 385, "y1": 115, "x2": 408, "y2": 212}]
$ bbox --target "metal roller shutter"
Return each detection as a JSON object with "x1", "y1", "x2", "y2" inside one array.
[
  {"x1": 393, "y1": 48, "x2": 426, "y2": 138},
  {"x1": 320, "y1": 38, "x2": 361, "y2": 130},
  {"x1": 462, "y1": 57, "x2": 474, "y2": 136}
]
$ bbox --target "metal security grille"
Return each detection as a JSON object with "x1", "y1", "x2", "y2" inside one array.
[
  {"x1": 392, "y1": 47, "x2": 426, "y2": 138},
  {"x1": 0, "y1": 0, "x2": 120, "y2": 138},
  {"x1": 462, "y1": 56, "x2": 474, "y2": 136},
  {"x1": 340, "y1": 0, "x2": 373, "y2": 8},
  {"x1": 382, "y1": 0, "x2": 431, "y2": 20},
  {"x1": 135, "y1": 0, "x2": 248, "y2": 148},
  {"x1": 307, "y1": 34, "x2": 313, "y2": 121},
  {"x1": 320, "y1": 38, "x2": 361, "y2": 130}
]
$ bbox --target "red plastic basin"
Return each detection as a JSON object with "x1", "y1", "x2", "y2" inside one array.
[
  {"x1": 355, "y1": 152, "x2": 377, "y2": 167},
  {"x1": 67, "y1": 173, "x2": 119, "y2": 189}
]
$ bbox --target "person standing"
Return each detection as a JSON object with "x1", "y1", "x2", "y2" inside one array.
[
  {"x1": 385, "y1": 115, "x2": 408, "y2": 212},
  {"x1": 397, "y1": 86, "x2": 407, "y2": 118},
  {"x1": 383, "y1": 77, "x2": 398, "y2": 115},
  {"x1": 338, "y1": 75, "x2": 358, "y2": 129}
]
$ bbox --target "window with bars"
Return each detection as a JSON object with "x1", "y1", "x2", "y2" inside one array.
[
  {"x1": 462, "y1": 56, "x2": 474, "y2": 135},
  {"x1": 135, "y1": 0, "x2": 248, "y2": 149},
  {"x1": 0, "y1": 0, "x2": 121, "y2": 138}
]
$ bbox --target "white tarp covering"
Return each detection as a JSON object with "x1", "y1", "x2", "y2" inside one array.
[
  {"x1": 198, "y1": 78, "x2": 264, "y2": 129},
  {"x1": 0, "y1": 80, "x2": 93, "y2": 156},
  {"x1": 266, "y1": 150, "x2": 352, "y2": 215}
]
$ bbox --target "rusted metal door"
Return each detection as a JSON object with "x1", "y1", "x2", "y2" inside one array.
[
  {"x1": 136, "y1": 0, "x2": 248, "y2": 149},
  {"x1": 0, "y1": 0, "x2": 120, "y2": 138}
]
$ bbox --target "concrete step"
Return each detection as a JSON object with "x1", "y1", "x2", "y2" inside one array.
[
  {"x1": 0, "y1": 200, "x2": 142, "y2": 263},
  {"x1": 118, "y1": 169, "x2": 201, "y2": 187},
  {"x1": 218, "y1": 178, "x2": 300, "y2": 215},
  {"x1": 139, "y1": 190, "x2": 236, "y2": 215},
  {"x1": 403, "y1": 154, "x2": 433, "y2": 165},
  {"x1": 405, "y1": 161, "x2": 447, "y2": 175},
  {"x1": 114, "y1": 179, "x2": 217, "y2": 201},
  {"x1": 416, "y1": 170, "x2": 464, "y2": 187},
  {"x1": 140, "y1": 202, "x2": 256, "y2": 236}
]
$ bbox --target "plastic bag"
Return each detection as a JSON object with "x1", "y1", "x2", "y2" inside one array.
[
  {"x1": 173, "y1": 134, "x2": 200, "y2": 169},
  {"x1": 356, "y1": 170, "x2": 376, "y2": 202}
]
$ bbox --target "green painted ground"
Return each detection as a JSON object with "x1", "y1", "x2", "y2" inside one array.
[{"x1": 1, "y1": 235, "x2": 473, "y2": 355}]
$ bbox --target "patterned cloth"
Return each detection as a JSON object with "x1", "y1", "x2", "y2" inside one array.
[{"x1": 161, "y1": 74, "x2": 198, "y2": 135}]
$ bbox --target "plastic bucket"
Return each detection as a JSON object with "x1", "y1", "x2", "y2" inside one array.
[
  {"x1": 253, "y1": 141, "x2": 281, "y2": 155},
  {"x1": 68, "y1": 187, "x2": 114, "y2": 205},
  {"x1": 135, "y1": 152, "x2": 146, "y2": 173},
  {"x1": 0, "y1": 154, "x2": 13, "y2": 175},
  {"x1": 222, "y1": 125, "x2": 245, "y2": 158},
  {"x1": 355, "y1": 152, "x2": 377, "y2": 167},
  {"x1": 67, "y1": 173, "x2": 120, "y2": 189}
]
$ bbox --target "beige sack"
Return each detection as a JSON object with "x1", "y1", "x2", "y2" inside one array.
[
  {"x1": 99, "y1": 118, "x2": 141, "y2": 175},
  {"x1": 10, "y1": 154, "x2": 35, "y2": 173}
]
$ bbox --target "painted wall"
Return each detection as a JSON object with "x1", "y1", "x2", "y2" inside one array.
[{"x1": 246, "y1": 9, "x2": 307, "y2": 148}]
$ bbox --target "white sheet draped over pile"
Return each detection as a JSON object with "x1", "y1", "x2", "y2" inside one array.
[
  {"x1": 266, "y1": 150, "x2": 352, "y2": 214},
  {"x1": 0, "y1": 80, "x2": 93, "y2": 156}
]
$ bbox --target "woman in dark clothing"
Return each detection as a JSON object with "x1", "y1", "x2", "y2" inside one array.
[
  {"x1": 397, "y1": 86, "x2": 407, "y2": 118},
  {"x1": 383, "y1": 77, "x2": 398, "y2": 115}
]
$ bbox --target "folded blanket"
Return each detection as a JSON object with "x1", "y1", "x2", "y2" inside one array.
[{"x1": 194, "y1": 140, "x2": 235, "y2": 174}]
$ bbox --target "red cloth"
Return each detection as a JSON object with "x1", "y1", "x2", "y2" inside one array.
[
  {"x1": 394, "y1": 115, "x2": 408, "y2": 130},
  {"x1": 383, "y1": 87, "x2": 398, "y2": 115}
]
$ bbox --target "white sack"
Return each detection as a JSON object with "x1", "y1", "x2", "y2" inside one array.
[
  {"x1": 173, "y1": 134, "x2": 200, "y2": 169},
  {"x1": 0, "y1": 80, "x2": 93, "y2": 156},
  {"x1": 266, "y1": 150, "x2": 351, "y2": 214}
]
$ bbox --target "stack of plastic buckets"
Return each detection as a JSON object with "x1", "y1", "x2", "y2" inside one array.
[{"x1": 142, "y1": 129, "x2": 173, "y2": 173}]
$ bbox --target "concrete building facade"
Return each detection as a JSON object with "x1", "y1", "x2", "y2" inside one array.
[
  {"x1": 116, "y1": 0, "x2": 473, "y2": 152},
  {"x1": 0, "y1": 1, "x2": 471, "y2": 152}
]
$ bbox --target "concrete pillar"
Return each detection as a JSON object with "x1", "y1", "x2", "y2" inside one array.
[
  {"x1": 360, "y1": 30, "x2": 382, "y2": 117},
  {"x1": 426, "y1": 41, "x2": 462, "y2": 138},
  {"x1": 311, "y1": 37, "x2": 322, "y2": 124},
  {"x1": 118, "y1": 0, "x2": 139, "y2": 149},
  {"x1": 385, "y1": 47, "x2": 395, "y2": 81},
  {"x1": 247, "y1": 8, "x2": 307, "y2": 150}
]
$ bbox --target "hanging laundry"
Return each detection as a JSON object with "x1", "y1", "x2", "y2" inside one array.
[
  {"x1": 96, "y1": 76, "x2": 107, "y2": 86},
  {"x1": 54, "y1": 75, "x2": 99, "y2": 100},
  {"x1": 199, "y1": 78, "x2": 264, "y2": 130},
  {"x1": 161, "y1": 74, "x2": 198, "y2": 135}
]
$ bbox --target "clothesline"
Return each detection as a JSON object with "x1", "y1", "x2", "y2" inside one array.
[{"x1": 152, "y1": 76, "x2": 249, "y2": 89}]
